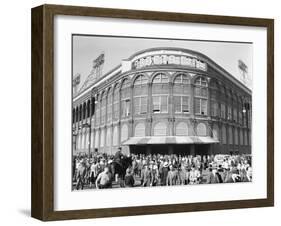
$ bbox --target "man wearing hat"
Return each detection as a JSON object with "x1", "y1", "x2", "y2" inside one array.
[
  {"x1": 160, "y1": 161, "x2": 169, "y2": 186},
  {"x1": 75, "y1": 160, "x2": 87, "y2": 190},
  {"x1": 114, "y1": 147, "x2": 124, "y2": 163}
]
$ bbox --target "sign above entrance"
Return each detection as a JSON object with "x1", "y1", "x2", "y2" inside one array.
[{"x1": 132, "y1": 54, "x2": 207, "y2": 71}]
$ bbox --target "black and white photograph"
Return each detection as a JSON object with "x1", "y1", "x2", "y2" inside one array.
[{"x1": 71, "y1": 35, "x2": 252, "y2": 191}]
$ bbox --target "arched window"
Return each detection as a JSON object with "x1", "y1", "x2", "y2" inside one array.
[
  {"x1": 85, "y1": 130, "x2": 90, "y2": 149},
  {"x1": 100, "y1": 92, "x2": 106, "y2": 124},
  {"x1": 212, "y1": 124, "x2": 219, "y2": 141},
  {"x1": 72, "y1": 109, "x2": 75, "y2": 124},
  {"x1": 75, "y1": 107, "x2": 79, "y2": 123},
  {"x1": 240, "y1": 129, "x2": 244, "y2": 145},
  {"x1": 233, "y1": 95, "x2": 238, "y2": 122},
  {"x1": 238, "y1": 99, "x2": 243, "y2": 124},
  {"x1": 228, "y1": 126, "x2": 233, "y2": 144},
  {"x1": 94, "y1": 130, "x2": 99, "y2": 148},
  {"x1": 107, "y1": 88, "x2": 112, "y2": 123},
  {"x1": 82, "y1": 102, "x2": 86, "y2": 119},
  {"x1": 234, "y1": 127, "x2": 239, "y2": 145},
  {"x1": 121, "y1": 124, "x2": 129, "y2": 142},
  {"x1": 222, "y1": 125, "x2": 227, "y2": 144},
  {"x1": 173, "y1": 74, "x2": 190, "y2": 114},
  {"x1": 112, "y1": 126, "x2": 118, "y2": 146},
  {"x1": 227, "y1": 90, "x2": 232, "y2": 120},
  {"x1": 197, "y1": 123, "x2": 207, "y2": 136},
  {"x1": 95, "y1": 95, "x2": 100, "y2": 126},
  {"x1": 77, "y1": 132, "x2": 81, "y2": 149},
  {"x1": 90, "y1": 130, "x2": 94, "y2": 148},
  {"x1": 121, "y1": 79, "x2": 131, "y2": 118},
  {"x1": 194, "y1": 76, "x2": 208, "y2": 115},
  {"x1": 152, "y1": 73, "x2": 169, "y2": 113},
  {"x1": 210, "y1": 80, "x2": 219, "y2": 117},
  {"x1": 175, "y1": 122, "x2": 188, "y2": 136},
  {"x1": 244, "y1": 130, "x2": 248, "y2": 145},
  {"x1": 133, "y1": 75, "x2": 148, "y2": 115},
  {"x1": 100, "y1": 129, "x2": 105, "y2": 147},
  {"x1": 134, "y1": 123, "x2": 146, "y2": 137},
  {"x1": 87, "y1": 100, "x2": 91, "y2": 118},
  {"x1": 91, "y1": 97, "x2": 95, "y2": 116},
  {"x1": 153, "y1": 122, "x2": 167, "y2": 136},
  {"x1": 81, "y1": 131, "x2": 85, "y2": 149},
  {"x1": 106, "y1": 128, "x2": 111, "y2": 147},
  {"x1": 79, "y1": 105, "x2": 82, "y2": 121},
  {"x1": 249, "y1": 131, "x2": 251, "y2": 145},
  {"x1": 113, "y1": 83, "x2": 120, "y2": 121}
]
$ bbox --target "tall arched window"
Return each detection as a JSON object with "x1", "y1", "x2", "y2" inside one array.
[
  {"x1": 72, "y1": 109, "x2": 75, "y2": 124},
  {"x1": 153, "y1": 122, "x2": 167, "y2": 136},
  {"x1": 212, "y1": 124, "x2": 219, "y2": 141},
  {"x1": 173, "y1": 73, "x2": 190, "y2": 114},
  {"x1": 121, "y1": 124, "x2": 129, "y2": 142},
  {"x1": 175, "y1": 122, "x2": 188, "y2": 136},
  {"x1": 90, "y1": 130, "x2": 94, "y2": 148},
  {"x1": 95, "y1": 95, "x2": 100, "y2": 126},
  {"x1": 232, "y1": 94, "x2": 238, "y2": 123},
  {"x1": 81, "y1": 131, "x2": 85, "y2": 149},
  {"x1": 228, "y1": 126, "x2": 233, "y2": 144},
  {"x1": 238, "y1": 98, "x2": 243, "y2": 125},
  {"x1": 234, "y1": 127, "x2": 239, "y2": 145},
  {"x1": 82, "y1": 102, "x2": 86, "y2": 119},
  {"x1": 79, "y1": 105, "x2": 82, "y2": 121},
  {"x1": 194, "y1": 76, "x2": 208, "y2": 115},
  {"x1": 121, "y1": 79, "x2": 131, "y2": 118},
  {"x1": 112, "y1": 126, "x2": 118, "y2": 146},
  {"x1": 100, "y1": 129, "x2": 105, "y2": 147},
  {"x1": 107, "y1": 88, "x2": 112, "y2": 123},
  {"x1": 152, "y1": 73, "x2": 169, "y2": 113},
  {"x1": 220, "y1": 87, "x2": 226, "y2": 119},
  {"x1": 113, "y1": 83, "x2": 120, "y2": 121},
  {"x1": 134, "y1": 123, "x2": 146, "y2": 137},
  {"x1": 94, "y1": 130, "x2": 99, "y2": 148},
  {"x1": 240, "y1": 129, "x2": 244, "y2": 145},
  {"x1": 222, "y1": 125, "x2": 227, "y2": 144},
  {"x1": 100, "y1": 92, "x2": 106, "y2": 124},
  {"x1": 133, "y1": 75, "x2": 148, "y2": 115},
  {"x1": 197, "y1": 123, "x2": 207, "y2": 136},
  {"x1": 77, "y1": 132, "x2": 81, "y2": 149},
  {"x1": 227, "y1": 90, "x2": 232, "y2": 121},
  {"x1": 210, "y1": 80, "x2": 219, "y2": 117},
  {"x1": 106, "y1": 128, "x2": 111, "y2": 147},
  {"x1": 75, "y1": 107, "x2": 79, "y2": 123},
  {"x1": 87, "y1": 100, "x2": 91, "y2": 118},
  {"x1": 244, "y1": 130, "x2": 248, "y2": 145}
]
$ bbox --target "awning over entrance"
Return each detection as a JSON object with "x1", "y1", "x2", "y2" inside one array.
[{"x1": 122, "y1": 136, "x2": 219, "y2": 145}]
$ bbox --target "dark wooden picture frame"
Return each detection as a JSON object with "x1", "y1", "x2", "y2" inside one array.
[{"x1": 31, "y1": 4, "x2": 274, "y2": 221}]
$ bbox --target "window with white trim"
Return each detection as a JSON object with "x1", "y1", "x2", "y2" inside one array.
[
  {"x1": 194, "y1": 76, "x2": 208, "y2": 115},
  {"x1": 152, "y1": 73, "x2": 169, "y2": 114},
  {"x1": 121, "y1": 79, "x2": 131, "y2": 118},
  {"x1": 133, "y1": 75, "x2": 148, "y2": 115},
  {"x1": 107, "y1": 88, "x2": 112, "y2": 123},
  {"x1": 113, "y1": 83, "x2": 120, "y2": 121},
  {"x1": 173, "y1": 74, "x2": 190, "y2": 114}
]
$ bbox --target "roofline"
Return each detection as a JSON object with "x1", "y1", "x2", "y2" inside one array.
[
  {"x1": 74, "y1": 47, "x2": 251, "y2": 102},
  {"x1": 125, "y1": 47, "x2": 252, "y2": 94}
]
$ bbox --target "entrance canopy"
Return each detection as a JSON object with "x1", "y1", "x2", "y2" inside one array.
[{"x1": 122, "y1": 136, "x2": 219, "y2": 145}]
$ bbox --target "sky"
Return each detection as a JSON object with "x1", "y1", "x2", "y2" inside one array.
[{"x1": 72, "y1": 35, "x2": 253, "y2": 90}]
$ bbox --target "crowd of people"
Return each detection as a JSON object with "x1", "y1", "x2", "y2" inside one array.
[{"x1": 72, "y1": 149, "x2": 252, "y2": 190}]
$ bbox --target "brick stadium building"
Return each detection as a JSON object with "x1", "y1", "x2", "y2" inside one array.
[{"x1": 72, "y1": 47, "x2": 252, "y2": 156}]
